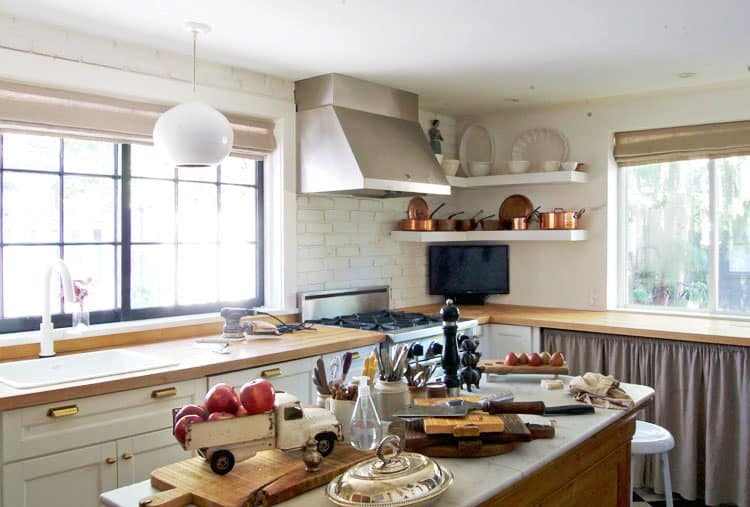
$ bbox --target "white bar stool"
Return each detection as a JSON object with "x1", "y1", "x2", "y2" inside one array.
[{"x1": 631, "y1": 420, "x2": 675, "y2": 507}]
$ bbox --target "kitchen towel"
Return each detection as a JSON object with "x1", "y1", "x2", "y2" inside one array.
[{"x1": 568, "y1": 372, "x2": 634, "y2": 410}]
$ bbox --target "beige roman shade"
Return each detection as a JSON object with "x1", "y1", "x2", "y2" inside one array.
[
  {"x1": 0, "y1": 81, "x2": 275, "y2": 158},
  {"x1": 614, "y1": 120, "x2": 750, "y2": 167}
]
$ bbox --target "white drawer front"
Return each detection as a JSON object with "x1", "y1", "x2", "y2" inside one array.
[
  {"x1": 209, "y1": 356, "x2": 317, "y2": 405},
  {"x1": 2, "y1": 378, "x2": 206, "y2": 463}
]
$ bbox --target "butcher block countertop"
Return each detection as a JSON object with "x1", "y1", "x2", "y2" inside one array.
[
  {"x1": 404, "y1": 304, "x2": 750, "y2": 347},
  {"x1": 0, "y1": 326, "x2": 385, "y2": 411}
]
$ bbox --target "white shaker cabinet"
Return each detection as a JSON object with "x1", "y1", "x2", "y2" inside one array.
[
  {"x1": 208, "y1": 356, "x2": 317, "y2": 405},
  {"x1": 477, "y1": 324, "x2": 541, "y2": 360},
  {"x1": 1, "y1": 378, "x2": 205, "y2": 507}
]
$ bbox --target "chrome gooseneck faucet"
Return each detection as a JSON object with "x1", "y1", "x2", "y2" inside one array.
[{"x1": 40, "y1": 259, "x2": 75, "y2": 358}]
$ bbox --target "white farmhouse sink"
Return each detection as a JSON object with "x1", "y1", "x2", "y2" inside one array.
[{"x1": 0, "y1": 349, "x2": 179, "y2": 389}]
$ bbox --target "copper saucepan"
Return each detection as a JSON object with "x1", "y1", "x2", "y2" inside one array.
[
  {"x1": 436, "y1": 211, "x2": 463, "y2": 231},
  {"x1": 399, "y1": 202, "x2": 446, "y2": 231},
  {"x1": 539, "y1": 208, "x2": 586, "y2": 230},
  {"x1": 511, "y1": 206, "x2": 541, "y2": 230},
  {"x1": 455, "y1": 210, "x2": 484, "y2": 231}
]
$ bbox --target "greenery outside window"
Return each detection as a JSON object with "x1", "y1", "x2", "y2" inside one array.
[
  {"x1": 0, "y1": 132, "x2": 263, "y2": 334},
  {"x1": 620, "y1": 156, "x2": 750, "y2": 315}
]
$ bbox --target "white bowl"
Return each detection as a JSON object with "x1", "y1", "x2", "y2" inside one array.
[
  {"x1": 442, "y1": 159, "x2": 460, "y2": 176},
  {"x1": 469, "y1": 161, "x2": 491, "y2": 177},
  {"x1": 542, "y1": 160, "x2": 561, "y2": 172},
  {"x1": 508, "y1": 160, "x2": 530, "y2": 173},
  {"x1": 561, "y1": 161, "x2": 578, "y2": 171}
]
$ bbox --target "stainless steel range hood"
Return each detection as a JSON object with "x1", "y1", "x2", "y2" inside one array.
[{"x1": 296, "y1": 74, "x2": 451, "y2": 198}]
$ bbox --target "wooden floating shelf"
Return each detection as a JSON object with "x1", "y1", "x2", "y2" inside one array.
[
  {"x1": 391, "y1": 230, "x2": 588, "y2": 242},
  {"x1": 447, "y1": 171, "x2": 588, "y2": 188}
]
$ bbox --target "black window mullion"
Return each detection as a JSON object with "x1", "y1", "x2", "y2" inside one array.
[
  {"x1": 58, "y1": 138, "x2": 65, "y2": 315},
  {"x1": 256, "y1": 160, "x2": 265, "y2": 303},
  {"x1": 120, "y1": 144, "x2": 132, "y2": 320}
]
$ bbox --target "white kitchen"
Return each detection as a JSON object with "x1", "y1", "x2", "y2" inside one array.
[{"x1": 0, "y1": 1, "x2": 747, "y2": 506}]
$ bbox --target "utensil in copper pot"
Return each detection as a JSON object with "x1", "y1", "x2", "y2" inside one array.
[{"x1": 436, "y1": 211, "x2": 463, "y2": 231}]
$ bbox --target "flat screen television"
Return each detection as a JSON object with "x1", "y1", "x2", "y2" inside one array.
[{"x1": 428, "y1": 245, "x2": 509, "y2": 304}]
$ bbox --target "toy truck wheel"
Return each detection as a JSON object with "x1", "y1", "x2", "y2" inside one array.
[
  {"x1": 210, "y1": 450, "x2": 235, "y2": 475},
  {"x1": 315, "y1": 432, "x2": 336, "y2": 457}
]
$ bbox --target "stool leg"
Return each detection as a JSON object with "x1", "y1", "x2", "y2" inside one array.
[
  {"x1": 630, "y1": 459, "x2": 635, "y2": 507},
  {"x1": 660, "y1": 452, "x2": 673, "y2": 507}
]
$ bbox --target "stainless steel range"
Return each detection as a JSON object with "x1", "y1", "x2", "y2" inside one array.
[{"x1": 299, "y1": 286, "x2": 479, "y2": 374}]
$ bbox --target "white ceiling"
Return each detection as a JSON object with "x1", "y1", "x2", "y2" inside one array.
[{"x1": 1, "y1": 0, "x2": 749, "y2": 114}]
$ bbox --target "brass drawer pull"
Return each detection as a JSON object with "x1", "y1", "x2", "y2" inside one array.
[
  {"x1": 105, "y1": 457, "x2": 117, "y2": 465},
  {"x1": 261, "y1": 368, "x2": 282, "y2": 378},
  {"x1": 121, "y1": 453, "x2": 134, "y2": 460},
  {"x1": 351, "y1": 352, "x2": 360, "y2": 360},
  {"x1": 47, "y1": 405, "x2": 79, "y2": 418},
  {"x1": 151, "y1": 387, "x2": 177, "y2": 399}
]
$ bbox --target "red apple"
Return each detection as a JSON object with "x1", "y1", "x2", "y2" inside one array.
[
  {"x1": 550, "y1": 352, "x2": 565, "y2": 367},
  {"x1": 207, "y1": 411, "x2": 236, "y2": 421},
  {"x1": 240, "y1": 378, "x2": 276, "y2": 415},
  {"x1": 518, "y1": 352, "x2": 529, "y2": 365},
  {"x1": 204, "y1": 383, "x2": 240, "y2": 414},
  {"x1": 174, "y1": 414, "x2": 203, "y2": 445},
  {"x1": 528, "y1": 352, "x2": 542, "y2": 366},
  {"x1": 236, "y1": 406, "x2": 249, "y2": 417},
  {"x1": 504, "y1": 352, "x2": 518, "y2": 366},
  {"x1": 540, "y1": 351, "x2": 551, "y2": 365},
  {"x1": 175, "y1": 404, "x2": 207, "y2": 423}
]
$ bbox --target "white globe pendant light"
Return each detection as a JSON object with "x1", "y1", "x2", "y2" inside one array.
[{"x1": 153, "y1": 22, "x2": 233, "y2": 168}]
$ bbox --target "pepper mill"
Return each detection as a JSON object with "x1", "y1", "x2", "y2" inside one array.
[{"x1": 440, "y1": 299, "x2": 461, "y2": 397}]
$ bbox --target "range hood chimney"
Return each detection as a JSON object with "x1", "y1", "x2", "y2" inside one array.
[{"x1": 296, "y1": 74, "x2": 451, "y2": 198}]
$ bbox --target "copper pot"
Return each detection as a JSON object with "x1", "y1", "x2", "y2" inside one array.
[
  {"x1": 435, "y1": 211, "x2": 463, "y2": 231},
  {"x1": 539, "y1": 208, "x2": 585, "y2": 230},
  {"x1": 511, "y1": 216, "x2": 528, "y2": 230},
  {"x1": 399, "y1": 218, "x2": 436, "y2": 231},
  {"x1": 455, "y1": 210, "x2": 483, "y2": 231},
  {"x1": 479, "y1": 219, "x2": 502, "y2": 230}
]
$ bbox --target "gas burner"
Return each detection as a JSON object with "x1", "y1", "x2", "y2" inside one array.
[{"x1": 306, "y1": 310, "x2": 441, "y2": 332}]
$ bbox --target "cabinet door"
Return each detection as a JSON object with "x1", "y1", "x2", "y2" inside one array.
[
  {"x1": 2, "y1": 442, "x2": 117, "y2": 507},
  {"x1": 486, "y1": 324, "x2": 533, "y2": 358},
  {"x1": 209, "y1": 356, "x2": 316, "y2": 405},
  {"x1": 117, "y1": 428, "x2": 192, "y2": 486}
]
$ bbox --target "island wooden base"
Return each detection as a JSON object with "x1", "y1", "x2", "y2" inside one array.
[{"x1": 482, "y1": 415, "x2": 636, "y2": 507}]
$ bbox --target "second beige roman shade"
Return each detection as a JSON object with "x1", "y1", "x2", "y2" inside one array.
[
  {"x1": 0, "y1": 81, "x2": 275, "y2": 158},
  {"x1": 614, "y1": 120, "x2": 750, "y2": 167}
]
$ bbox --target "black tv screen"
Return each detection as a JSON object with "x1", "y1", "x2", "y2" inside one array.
[{"x1": 428, "y1": 245, "x2": 509, "y2": 300}]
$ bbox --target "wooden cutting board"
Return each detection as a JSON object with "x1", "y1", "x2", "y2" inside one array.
[
  {"x1": 413, "y1": 396, "x2": 505, "y2": 435},
  {"x1": 143, "y1": 446, "x2": 372, "y2": 507},
  {"x1": 479, "y1": 359, "x2": 569, "y2": 375}
]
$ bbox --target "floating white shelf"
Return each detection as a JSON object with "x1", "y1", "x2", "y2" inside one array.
[
  {"x1": 391, "y1": 230, "x2": 588, "y2": 242},
  {"x1": 447, "y1": 171, "x2": 588, "y2": 188}
]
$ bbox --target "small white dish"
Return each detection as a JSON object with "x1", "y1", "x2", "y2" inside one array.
[
  {"x1": 542, "y1": 160, "x2": 561, "y2": 172},
  {"x1": 470, "y1": 161, "x2": 491, "y2": 176},
  {"x1": 561, "y1": 161, "x2": 578, "y2": 171},
  {"x1": 508, "y1": 160, "x2": 530, "y2": 173},
  {"x1": 442, "y1": 159, "x2": 460, "y2": 176}
]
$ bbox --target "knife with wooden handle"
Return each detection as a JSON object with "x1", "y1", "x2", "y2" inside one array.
[{"x1": 392, "y1": 400, "x2": 594, "y2": 419}]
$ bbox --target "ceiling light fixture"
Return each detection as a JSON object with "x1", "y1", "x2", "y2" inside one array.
[
  {"x1": 677, "y1": 72, "x2": 696, "y2": 78},
  {"x1": 153, "y1": 21, "x2": 233, "y2": 168}
]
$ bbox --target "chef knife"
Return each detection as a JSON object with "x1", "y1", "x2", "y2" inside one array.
[{"x1": 392, "y1": 400, "x2": 594, "y2": 418}]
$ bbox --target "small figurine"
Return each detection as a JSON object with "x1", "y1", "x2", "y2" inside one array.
[
  {"x1": 303, "y1": 438, "x2": 323, "y2": 472},
  {"x1": 428, "y1": 119, "x2": 444, "y2": 155},
  {"x1": 458, "y1": 334, "x2": 483, "y2": 392}
]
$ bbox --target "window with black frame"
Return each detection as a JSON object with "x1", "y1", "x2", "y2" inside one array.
[{"x1": 0, "y1": 132, "x2": 263, "y2": 334}]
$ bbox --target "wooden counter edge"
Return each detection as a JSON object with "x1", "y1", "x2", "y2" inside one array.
[{"x1": 481, "y1": 401, "x2": 650, "y2": 507}]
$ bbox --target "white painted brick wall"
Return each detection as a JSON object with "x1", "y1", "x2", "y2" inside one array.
[{"x1": 296, "y1": 195, "x2": 453, "y2": 309}]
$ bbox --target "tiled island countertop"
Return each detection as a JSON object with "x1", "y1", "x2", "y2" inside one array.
[{"x1": 101, "y1": 376, "x2": 654, "y2": 507}]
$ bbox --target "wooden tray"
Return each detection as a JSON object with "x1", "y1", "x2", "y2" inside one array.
[
  {"x1": 480, "y1": 360, "x2": 569, "y2": 375},
  {"x1": 144, "y1": 446, "x2": 372, "y2": 507}
]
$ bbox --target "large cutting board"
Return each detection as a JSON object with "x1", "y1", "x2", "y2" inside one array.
[
  {"x1": 414, "y1": 396, "x2": 505, "y2": 435},
  {"x1": 143, "y1": 446, "x2": 372, "y2": 507}
]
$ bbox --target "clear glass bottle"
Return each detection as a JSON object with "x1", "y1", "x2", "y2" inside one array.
[{"x1": 349, "y1": 377, "x2": 381, "y2": 450}]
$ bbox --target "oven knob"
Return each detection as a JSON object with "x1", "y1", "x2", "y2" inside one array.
[{"x1": 427, "y1": 341, "x2": 443, "y2": 357}]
